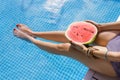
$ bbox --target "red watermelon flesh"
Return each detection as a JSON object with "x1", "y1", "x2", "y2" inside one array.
[{"x1": 65, "y1": 22, "x2": 98, "y2": 44}]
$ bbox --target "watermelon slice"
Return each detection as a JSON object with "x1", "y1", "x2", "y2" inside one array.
[{"x1": 65, "y1": 21, "x2": 98, "y2": 44}]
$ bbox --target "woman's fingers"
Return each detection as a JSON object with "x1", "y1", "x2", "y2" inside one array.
[
  {"x1": 70, "y1": 41, "x2": 82, "y2": 47},
  {"x1": 85, "y1": 20, "x2": 101, "y2": 32},
  {"x1": 85, "y1": 20, "x2": 98, "y2": 26},
  {"x1": 70, "y1": 41, "x2": 87, "y2": 52},
  {"x1": 70, "y1": 41, "x2": 82, "y2": 48},
  {"x1": 86, "y1": 47, "x2": 99, "y2": 59}
]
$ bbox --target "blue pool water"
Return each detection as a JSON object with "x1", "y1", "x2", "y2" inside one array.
[{"x1": 0, "y1": 0, "x2": 120, "y2": 80}]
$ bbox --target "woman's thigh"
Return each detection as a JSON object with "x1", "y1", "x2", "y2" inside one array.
[
  {"x1": 60, "y1": 43, "x2": 117, "y2": 77},
  {"x1": 95, "y1": 31, "x2": 120, "y2": 46}
]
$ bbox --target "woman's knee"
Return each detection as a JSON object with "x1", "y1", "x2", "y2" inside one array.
[{"x1": 56, "y1": 43, "x2": 71, "y2": 52}]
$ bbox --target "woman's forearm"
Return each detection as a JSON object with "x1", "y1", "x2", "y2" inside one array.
[
  {"x1": 99, "y1": 21, "x2": 120, "y2": 31},
  {"x1": 93, "y1": 50, "x2": 120, "y2": 62},
  {"x1": 107, "y1": 51, "x2": 120, "y2": 62}
]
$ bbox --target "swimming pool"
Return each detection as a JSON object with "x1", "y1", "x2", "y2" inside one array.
[{"x1": 0, "y1": 0, "x2": 120, "y2": 80}]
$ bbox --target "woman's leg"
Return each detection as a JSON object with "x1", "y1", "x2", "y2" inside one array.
[
  {"x1": 16, "y1": 24, "x2": 120, "y2": 46},
  {"x1": 95, "y1": 31, "x2": 120, "y2": 46},
  {"x1": 33, "y1": 31, "x2": 69, "y2": 43},
  {"x1": 13, "y1": 29, "x2": 117, "y2": 77},
  {"x1": 16, "y1": 24, "x2": 69, "y2": 43}
]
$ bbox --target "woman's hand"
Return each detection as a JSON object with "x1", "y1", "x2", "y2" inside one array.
[
  {"x1": 92, "y1": 46, "x2": 108, "y2": 56},
  {"x1": 87, "y1": 46, "x2": 108, "y2": 59},
  {"x1": 92, "y1": 46, "x2": 107, "y2": 52},
  {"x1": 70, "y1": 41, "x2": 98, "y2": 59},
  {"x1": 70, "y1": 41, "x2": 88, "y2": 53},
  {"x1": 85, "y1": 20, "x2": 102, "y2": 32},
  {"x1": 70, "y1": 41, "x2": 108, "y2": 59}
]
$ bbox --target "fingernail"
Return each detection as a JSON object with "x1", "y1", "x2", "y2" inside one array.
[
  {"x1": 16, "y1": 24, "x2": 20, "y2": 27},
  {"x1": 16, "y1": 24, "x2": 19, "y2": 26},
  {"x1": 70, "y1": 41, "x2": 76, "y2": 46}
]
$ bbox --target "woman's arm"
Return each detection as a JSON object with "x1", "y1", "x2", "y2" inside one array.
[
  {"x1": 99, "y1": 21, "x2": 120, "y2": 31},
  {"x1": 93, "y1": 50, "x2": 120, "y2": 62},
  {"x1": 86, "y1": 20, "x2": 120, "y2": 32},
  {"x1": 90, "y1": 46, "x2": 120, "y2": 62},
  {"x1": 70, "y1": 41, "x2": 120, "y2": 62}
]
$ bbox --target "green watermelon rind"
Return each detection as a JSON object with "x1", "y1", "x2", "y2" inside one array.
[
  {"x1": 65, "y1": 21, "x2": 98, "y2": 45},
  {"x1": 84, "y1": 35, "x2": 97, "y2": 44}
]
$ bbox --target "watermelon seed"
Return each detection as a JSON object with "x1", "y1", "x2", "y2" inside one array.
[
  {"x1": 83, "y1": 28, "x2": 86, "y2": 30},
  {"x1": 77, "y1": 33, "x2": 79, "y2": 36},
  {"x1": 73, "y1": 26, "x2": 78, "y2": 28},
  {"x1": 83, "y1": 28, "x2": 94, "y2": 33},
  {"x1": 89, "y1": 31, "x2": 94, "y2": 33}
]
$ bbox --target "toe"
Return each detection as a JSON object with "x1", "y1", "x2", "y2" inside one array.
[
  {"x1": 16, "y1": 23, "x2": 25, "y2": 27},
  {"x1": 13, "y1": 28, "x2": 16, "y2": 32},
  {"x1": 16, "y1": 24, "x2": 22, "y2": 28},
  {"x1": 13, "y1": 28, "x2": 17, "y2": 35},
  {"x1": 16, "y1": 24, "x2": 28, "y2": 29}
]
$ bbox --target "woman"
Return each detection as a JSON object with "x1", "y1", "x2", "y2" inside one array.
[{"x1": 13, "y1": 20, "x2": 120, "y2": 77}]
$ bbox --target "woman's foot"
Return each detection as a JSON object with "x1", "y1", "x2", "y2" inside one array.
[
  {"x1": 16, "y1": 24, "x2": 35, "y2": 37},
  {"x1": 13, "y1": 28, "x2": 34, "y2": 42}
]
